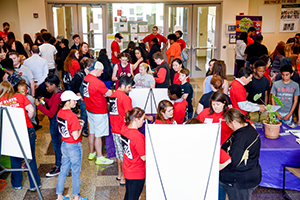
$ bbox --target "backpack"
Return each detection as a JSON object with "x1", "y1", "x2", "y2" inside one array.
[{"x1": 62, "y1": 70, "x2": 72, "y2": 85}]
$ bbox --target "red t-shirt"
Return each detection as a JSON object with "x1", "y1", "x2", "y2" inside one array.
[
  {"x1": 0, "y1": 31, "x2": 8, "y2": 42},
  {"x1": 176, "y1": 38, "x2": 186, "y2": 50},
  {"x1": 173, "y1": 98, "x2": 188, "y2": 124},
  {"x1": 83, "y1": 74, "x2": 109, "y2": 114},
  {"x1": 69, "y1": 59, "x2": 80, "y2": 77},
  {"x1": 173, "y1": 72, "x2": 190, "y2": 85},
  {"x1": 0, "y1": 93, "x2": 33, "y2": 128},
  {"x1": 111, "y1": 40, "x2": 120, "y2": 63},
  {"x1": 196, "y1": 108, "x2": 233, "y2": 145},
  {"x1": 37, "y1": 92, "x2": 62, "y2": 118},
  {"x1": 220, "y1": 149, "x2": 231, "y2": 164},
  {"x1": 229, "y1": 79, "x2": 247, "y2": 115},
  {"x1": 247, "y1": 36, "x2": 254, "y2": 46},
  {"x1": 57, "y1": 109, "x2": 82, "y2": 143},
  {"x1": 142, "y1": 33, "x2": 168, "y2": 49},
  {"x1": 121, "y1": 125, "x2": 145, "y2": 179},
  {"x1": 109, "y1": 90, "x2": 132, "y2": 134},
  {"x1": 154, "y1": 118, "x2": 174, "y2": 124}
]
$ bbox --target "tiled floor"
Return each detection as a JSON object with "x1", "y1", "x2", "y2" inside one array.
[{"x1": 1, "y1": 78, "x2": 300, "y2": 200}]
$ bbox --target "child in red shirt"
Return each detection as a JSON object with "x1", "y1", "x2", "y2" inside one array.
[
  {"x1": 172, "y1": 58, "x2": 190, "y2": 85},
  {"x1": 121, "y1": 107, "x2": 146, "y2": 200},
  {"x1": 168, "y1": 84, "x2": 188, "y2": 124},
  {"x1": 155, "y1": 100, "x2": 176, "y2": 124}
]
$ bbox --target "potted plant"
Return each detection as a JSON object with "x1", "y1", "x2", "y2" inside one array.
[{"x1": 253, "y1": 93, "x2": 283, "y2": 139}]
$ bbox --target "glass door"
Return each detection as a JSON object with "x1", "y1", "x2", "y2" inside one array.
[
  {"x1": 165, "y1": 4, "x2": 220, "y2": 78},
  {"x1": 191, "y1": 5, "x2": 219, "y2": 78},
  {"x1": 78, "y1": 5, "x2": 104, "y2": 58},
  {"x1": 51, "y1": 4, "x2": 78, "y2": 43},
  {"x1": 165, "y1": 5, "x2": 192, "y2": 71}
]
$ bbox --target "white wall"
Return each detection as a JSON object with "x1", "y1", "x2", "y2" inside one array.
[
  {"x1": 17, "y1": 0, "x2": 47, "y2": 42},
  {"x1": 0, "y1": 0, "x2": 21, "y2": 40}
]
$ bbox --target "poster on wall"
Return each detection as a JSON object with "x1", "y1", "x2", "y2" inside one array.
[
  {"x1": 280, "y1": 4, "x2": 300, "y2": 32},
  {"x1": 236, "y1": 16, "x2": 262, "y2": 40}
]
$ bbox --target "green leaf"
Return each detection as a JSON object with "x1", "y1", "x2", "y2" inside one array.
[
  {"x1": 265, "y1": 104, "x2": 272, "y2": 111},
  {"x1": 273, "y1": 96, "x2": 284, "y2": 107},
  {"x1": 254, "y1": 93, "x2": 262, "y2": 102}
]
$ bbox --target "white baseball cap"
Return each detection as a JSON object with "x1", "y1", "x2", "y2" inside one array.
[
  {"x1": 60, "y1": 90, "x2": 81, "y2": 101},
  {"x1": 87, "y1": 61, "x2": 104, "y2": 71}
]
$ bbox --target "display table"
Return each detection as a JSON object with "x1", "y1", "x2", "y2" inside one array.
[{"x1": 256, "y1": 123, "x2": 300, "y2": 191}]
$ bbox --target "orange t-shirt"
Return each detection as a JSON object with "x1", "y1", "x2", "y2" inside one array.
[{"x1": 166, "y1": 42, "x2": 181, "y2": 63}]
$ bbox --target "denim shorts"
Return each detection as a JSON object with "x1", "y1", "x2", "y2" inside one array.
[{"x1": 86, "y1": 111, "x2": 109, "y2": 137}]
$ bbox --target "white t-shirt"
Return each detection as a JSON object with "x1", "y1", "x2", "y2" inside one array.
[
  {"x1": 134, "y1": 73, "x2": 155, "y2": 88},
  {"x1": 39, "y1": 43, "x2": 57, "y2": 70}
]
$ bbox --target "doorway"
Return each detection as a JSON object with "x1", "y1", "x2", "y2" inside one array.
[{"x1": 165, "y1": 4, "x2": 221, "y2": 78}]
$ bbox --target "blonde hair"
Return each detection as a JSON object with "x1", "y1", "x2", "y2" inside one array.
[
  {"x1": 0, "y1": 81, "x2": 15, "y2": 100},
  {"x1": 140, "y1": 63, "x2": 150, "y2": 73}
]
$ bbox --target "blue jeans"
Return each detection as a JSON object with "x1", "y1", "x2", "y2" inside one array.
[
  {"x1": 49, "y1": 115, "x2": 62, "y2": 167},
  {"x1": 56, "y1": 142, "x2": 83, "y2": 196},
  {"x1": 219, "y1": 182, "x2": 227, "y2": 200},
  {"x1": 10, "y1": 128, "x2": 41, "y2": 188},
  {"x1": 78, "y1": 100, "x2": 88, "y2": 132}
]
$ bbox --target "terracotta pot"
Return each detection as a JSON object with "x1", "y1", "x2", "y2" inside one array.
[{"x1": 263, "y1": 121, "x2": 282, "y2": 139}]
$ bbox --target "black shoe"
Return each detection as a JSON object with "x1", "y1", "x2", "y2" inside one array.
[
  {"x1": 46, "y1": 166, "x2": 60, "y2": 177},
  {"x1": 82, "y1": 131, "x2": 89, "y2": 137}
]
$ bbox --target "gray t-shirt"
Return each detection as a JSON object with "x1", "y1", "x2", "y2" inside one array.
[
  {"x1": 15, "y1": 65, "x2": 34, "y2": 95},
  {"x1": 26, "y1": 95, "x2": 37, "y2": 125},
  {"x1": 134, "y1": 73, "x2": 155, "y2": 88},
  {"x1": 270, "y1": 79, "x2": 299, "y2": 114}
]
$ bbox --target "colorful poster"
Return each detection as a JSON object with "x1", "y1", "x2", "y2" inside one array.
[
  {"x1": 280, "y1": 4, "x2": 300, "y2": 32},
  {"x1": 236, "y1": 16, "x2": 262, "y2": 39}
]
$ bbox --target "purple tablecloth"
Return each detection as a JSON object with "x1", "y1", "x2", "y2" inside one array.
[{"x1": 256, "y1": 124, "x2": 300, "y2": 191}]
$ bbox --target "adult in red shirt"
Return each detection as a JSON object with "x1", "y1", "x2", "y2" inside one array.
[
  {"x1": 56, "y1": 90, "x2": 87, "y2": 200},
  {"x1": 229, "y1": 67, "x2": 265, "y2": 115},
  {"x1": 0, "y1": 22, "x2": 10, "y2": 42},
  {"x1": 111, "y1": 33, "x2": 123, "y2": 66},
  {"x1": 142, "y1": 26, "x2": 168, "y2": 52},
  {"x1": 64, "y1": 49, "x2": 80, "y2": 77},
  {"x1": 35, "y1": 74, "x2": 62, "y2": 177},
  {"x1": 175, "y1": 30, "x2": 186, "y2": 50},
  {"x1": 121, "y1": 107, "x2": 146, "y2": 200},
  {"x1": 155, "y1": 100, "x2": 176, "y2": 124},
  {"x1": 0, "y1": 81, "x2": 41, "y2": 191},
  {"x1": 168, "y1": 84, "x2": 188, "y2": 124},
  {"x1": 83, "y1": 61, "x2": 114, "y2": 165},
  {"x1": 109, "y1": 77, "x2": 134, "y2": 186},
  {"x1": 247, "y1": 27, "x2": 256, "y2": 46}
]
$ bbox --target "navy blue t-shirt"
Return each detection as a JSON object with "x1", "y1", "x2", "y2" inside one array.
[{"x1": 180, "y1": 82, "x2": 193, "y2": 113}]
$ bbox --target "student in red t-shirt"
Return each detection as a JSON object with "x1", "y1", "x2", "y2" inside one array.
[
  {"x1": 112, "y1": 53, "x2": 134, "y2": 89},
  {"x1": 56, "y1": 90, "x2": 87, "y2": 200},
  {"x1": 83, "y1": 61, "x2": 114, "y2": 165},
  {"x1": 109, "y1": 77, "x2": 134, "y2": 186},
  {"x1": 142, "y1": 26, "x2": 168, "y2": 52},
  {"x1": 172, "y1": 58, "x2": 190, "y2": 85},
  {"x1": 0, "y1": 81, "x2": 41, "y2": 191},
  {"x1": 229, "y1": 67, "x2": 265, "y2": 115},
  {"x1": 168, "y1": 84, "x2": 188, "y2": 124},
  {"x1": 155, "y1": 100, "x2": 176, "y2": 124},
  {"x1": 64, "y1": 49, "x2": 80, "y2": 77},
  {"x1": 111, "y1": 33, "x2": 123, "y2": 66},
  {"x1": 121, "y1": 107, "x2": 146, "y2": 200}
]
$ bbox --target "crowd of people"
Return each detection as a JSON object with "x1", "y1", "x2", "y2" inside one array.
[{"x1": 0, "y1": 20, "x2": 299, "y2": 200}]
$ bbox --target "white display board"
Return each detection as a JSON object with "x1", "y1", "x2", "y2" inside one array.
[
  {"x1": 129, "y1": 88, "x2": 170, "y2": 114},
  {"x1": 146, "y1": 123, "x2": 220, "y2": 200},
  {"x1": 1, "y1": 106, "x2": 32, "y2": 159}
]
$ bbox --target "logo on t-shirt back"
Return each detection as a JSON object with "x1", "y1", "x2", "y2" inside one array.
[
  {"x1": 121, "y1": 135, "x2": 133, "y2": 159},
  {"x1": 83, "y1": 81, "x2": 90, "y2": 98},
  {"x1": 109, "y1": 97, "x2": 119, "y2": 115},
  {"x1": 57, "y1": 117, "x2": 71, "y2": 138}
]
